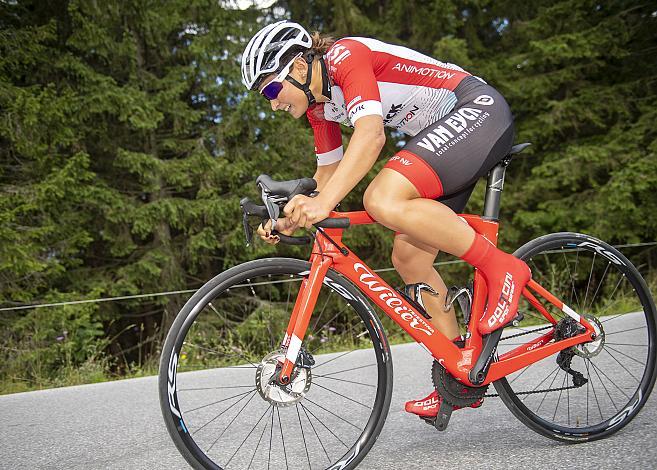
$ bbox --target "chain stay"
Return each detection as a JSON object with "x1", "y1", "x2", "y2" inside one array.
[{"x1": 485, "y1": 322, "x2": 586, "y2": 398}]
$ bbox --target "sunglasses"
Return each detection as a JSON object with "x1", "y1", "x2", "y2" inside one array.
[{"x1": 259, "y1": 53, "x2": 302, "y2": 101}]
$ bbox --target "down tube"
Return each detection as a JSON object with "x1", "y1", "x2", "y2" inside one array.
[{"x1": 332, "y1": 253, "x2": 469, "y2": 382}]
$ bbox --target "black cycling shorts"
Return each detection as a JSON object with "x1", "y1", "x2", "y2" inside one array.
[{"x1": 384, "y1": 76, "x2": 514, "y2": 213}]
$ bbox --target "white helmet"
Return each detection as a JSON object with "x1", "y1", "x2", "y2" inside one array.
[{"x1": 241, "y1": 20, "x2": 312, "y2": 91}]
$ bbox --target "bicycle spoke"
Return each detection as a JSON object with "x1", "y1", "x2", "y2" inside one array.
[
  {"x1": 184, "y1": 342, "x2": 258, "y2": 368},
  {"x1": 605, "y1": 344, "x2": 646, "y2": 367},
  {"x1": 268, "y1": 407, "x2": 274, "y2": 470},
  {"x1": 312, "y1": 350, "x2": 356, "y2": 370},
  {"x1": 605, "y1": 342, "x2": 648, "y2": 347},
  {"x1": 589, "y1": 359, "x2": 630, "y2": 401},
  {"x1": 302, "y1": 404, "x2": 331, "y2": 463},
  {"x1": 562, "y1": 249, "x2": 580, "y2": 308},
  {"x1": 589, "y1": 359, "x2": 618, "y2": 411},
  {"x1": 178, "y1": 364, "x2": 257, "y2": 371},
  {"x1": 316, "y1": 363, "x2": 377, "y2": 377},
  {"x1": 301, "y1": 403, "x2": 350, "y2": 448},
  {"x1": 536, "y1": 368, "x2": 561, "y2": 413},
  {"x1": 509, "y1": 365, "x2": 531, "y2": 385},
  {"x1": 553, "y1": 372, "x2": 568, "y2": 422},
  {"x1": 207, "y1": 391, "x2": 257, "y2": 453},
  {"x1": 185, "y1": 389, "x2": 254, "y2": 415},
  {"x1": 605, "y1": 326, "x2": 647, "y2": 336},
  {"x1": 585, "y1": 360, "x2": 604, "y2": 421},
  {"x1": 309, "y1": 290, "x2": 335, "y2": 335},
  {"x1": 599, "y1": 274, "x2": 627, "y2": 320},
  {"x1": 179, "y1": 385, "x2": 255, "y2": 392},
  {"x1": 224, "y1": 404, "x2": 272, "y2": 468},
  {"x1": 521, "y1": 365, "x2": 560, "y2": 403},
  {"x1": 303, "y1": 396, "x2": 363, "y2": 431},
  {"x1": 277, "y1": 407, "x2": 289, "y2": 470},
  {"x1": 587, "y1": 261, "x2": 610, "y2": 312},
  {"x1": 247, "y1": 406, "x2": 272, "y2": 469},
  {"x1": 582, "y1": 252, "x2": 596, "y2": 312},
  {"x1": 296, "y1": 404, "x2": 312, "y2": 470},
  {"x1": 603, "y1": 348, "x2": 640, "y2": 382},
  {"x1": 312, "y1": 382, "x2": 372, "y2": 409},
  {"x1": 313, "y1": 375, "x2": 376, "y2": 388},
  {"x1": 567, "y1": 385, "x2": 571, "y2": 427},
  {"x1": 192, "y1": 391, "x2": 255, "y2": 436}
]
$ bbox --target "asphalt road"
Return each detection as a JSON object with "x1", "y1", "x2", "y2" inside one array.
[{"x1": 1, "y1": 320, "x2": 656, "y2": 470}]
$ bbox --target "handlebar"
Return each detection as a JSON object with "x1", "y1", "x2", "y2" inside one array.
[{"x1": 240, "y1": 174, "x2": 351, "y2": 246}]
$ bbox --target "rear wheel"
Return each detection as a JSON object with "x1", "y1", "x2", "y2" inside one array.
[
  {"x1": 159, "y1": 258, "x2": 393, "y2": 469},
  {"x1": 494, "y1": 232, "x2": 657, "y2": 442}
]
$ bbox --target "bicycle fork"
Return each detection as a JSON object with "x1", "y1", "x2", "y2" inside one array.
[{"x1": 278, "y1": 254, "x2": 333, "y2": 385}]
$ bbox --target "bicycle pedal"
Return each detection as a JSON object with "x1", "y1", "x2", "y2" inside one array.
[
  {"x1": 512, "y1": 311, "x2": 524, "y2": 327},
  {"x1": 433, "y1": 400, "x2": 453, "y2": 431}
]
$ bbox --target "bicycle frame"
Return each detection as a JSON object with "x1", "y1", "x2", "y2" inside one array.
[{"x1": 277, "y1": 210, "x2": 596, "y2": 388}]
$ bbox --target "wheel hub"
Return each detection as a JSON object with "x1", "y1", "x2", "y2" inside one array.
[
  {"x1": 255, "y1": 350, "x2": 312, "y2": 406},
  {"x1": 574, "y1": 314, "x2": 605, "y2": 358}
]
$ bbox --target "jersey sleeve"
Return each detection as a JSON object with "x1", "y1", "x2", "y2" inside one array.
[
  {"x1": 326, "y1": 39, "x2": 383, "y2": 124},
  {"x1": 306, "y1": 103, "x2": 343, "y2": 166}
]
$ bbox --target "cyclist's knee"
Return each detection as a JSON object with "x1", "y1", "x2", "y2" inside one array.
[{"x1": 363, "y1": 183, "x2": 405, "y2": 224}]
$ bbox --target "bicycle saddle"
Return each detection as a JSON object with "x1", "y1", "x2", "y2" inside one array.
[
  {"x1": 508, "y1": 142, "x2": 531, "y2": 155},
  {"x1": 256, "y1": 174, "x2": 317, "y2": 198}
]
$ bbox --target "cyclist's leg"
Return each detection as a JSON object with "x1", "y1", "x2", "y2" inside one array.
[
  {"x1": 364, "y1": 79, "x2": 530, "y2": 334},
  {"x1": 391, "y1": 233, "x2": 460, "y2": 339}
]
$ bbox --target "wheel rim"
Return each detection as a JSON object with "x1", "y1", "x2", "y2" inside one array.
[
  {"x1": 163, "y1": 263, "x2": 390, "y2": 469},
  {"x1": 496, "y1": 236, "x2": 656, "y2": 437}
]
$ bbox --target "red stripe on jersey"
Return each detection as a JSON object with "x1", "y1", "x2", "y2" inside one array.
[
  {"x1": 383, "y1": 150, "x2": 444, "y2": 199},
  {"x1": 373, "y1": 51, "x2": 469, "y2": 91},
  {"x1": 306, "y1": 103, "x2": 342, "y2": 154}
]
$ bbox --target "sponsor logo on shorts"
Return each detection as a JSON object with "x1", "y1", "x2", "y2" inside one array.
[
  {"x1": 413, "y1": 106, "x2": 491, "y2": 156},
  {"x1": 473, "y1": 95, "x2": 494, "y2": 106},
  {"x1": 388, "y1": 155, "x2": 413, "y2": 166}
]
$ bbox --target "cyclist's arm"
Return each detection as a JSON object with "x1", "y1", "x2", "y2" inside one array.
[
  {"x1": 316, "y1": 39, "x2": 386, "y2": 210},
  {"x1": 316, "y1": 115, "x2": 385, "y2": 210},
  {"x1": 312, "y1": 161, "x2": 339, "y2": 192}
]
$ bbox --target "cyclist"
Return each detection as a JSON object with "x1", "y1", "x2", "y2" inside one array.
[{"x1": 240, "y1": 20, "x2": 531, "y2": 420}]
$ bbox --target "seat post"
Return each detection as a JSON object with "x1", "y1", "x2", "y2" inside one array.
[{"x1": 482, "y1": 157, "x2": 511, "y2": 221}]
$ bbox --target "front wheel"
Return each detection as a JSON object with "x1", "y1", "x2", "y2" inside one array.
[
  {"x1": 158, "y1": 258, "x2": 393, "y2": 469},
  {"x1": 494, "y1": 232, "x2": 657, "y2": 442}
]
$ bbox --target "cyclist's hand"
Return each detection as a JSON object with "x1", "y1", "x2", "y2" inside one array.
[
  {"x1": 257, "y1": 218, "x2": 297, "y2": 245},
  {"x1": 284, "y1": 195, "x2": 331, "y2": 229}
]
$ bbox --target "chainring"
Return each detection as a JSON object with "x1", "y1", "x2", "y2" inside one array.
[{"x1": 432, "y1": 360, "x2": 487, "y2": 407}]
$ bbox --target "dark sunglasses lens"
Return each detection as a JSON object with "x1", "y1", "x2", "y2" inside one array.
[{"x1": 261, "y1": 81, "x2": 283, "y2": 101}]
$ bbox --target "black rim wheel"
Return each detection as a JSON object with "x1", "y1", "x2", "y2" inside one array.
[
  {"x1": 494, "y1": 232, "x2": 657, "y2": 442},
  {"x1": 159, "y1": 258, "x2": 393, "y2": 469}
]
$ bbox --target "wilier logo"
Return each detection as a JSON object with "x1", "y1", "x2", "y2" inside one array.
[{"x1": 473, "y1": 95, "x2": 494, "y2": 106}]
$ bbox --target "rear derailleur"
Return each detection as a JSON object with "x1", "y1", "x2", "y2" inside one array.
[{"x1": 554, "y1": 318, "x2": 588, "y2": 388}]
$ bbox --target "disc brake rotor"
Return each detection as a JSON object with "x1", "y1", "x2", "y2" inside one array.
[{"x1": 255, "y1": 350, "x2": 312, "y2": 407}]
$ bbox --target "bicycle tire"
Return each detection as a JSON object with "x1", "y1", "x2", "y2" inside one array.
[
  {"x1": 158, "y1": 257, "x2": 393, "y2": 469},
  {"x1": 494, "y1": 232, "x2": 657, "y2": 442}
]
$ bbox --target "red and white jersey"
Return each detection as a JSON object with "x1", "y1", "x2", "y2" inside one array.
[{"x1": 307, "y1": 37, "x2": 481, "y2": 165}]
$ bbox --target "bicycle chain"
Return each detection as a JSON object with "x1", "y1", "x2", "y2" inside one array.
[{"x1": 483, "y1": 323, "x2": 584, "y2": 398}]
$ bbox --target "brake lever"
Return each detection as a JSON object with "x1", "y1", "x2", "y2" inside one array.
[
  {"x1": 257, "y1": 183, "x2": 280, "y2": 230},
  {"x1": 242, "y1": 212, "x2": 253, "y2": 246}
]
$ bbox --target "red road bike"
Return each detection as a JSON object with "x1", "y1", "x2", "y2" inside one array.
[{"x1": 160, "y1": 143, "x2": 657, "y2": 469}]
